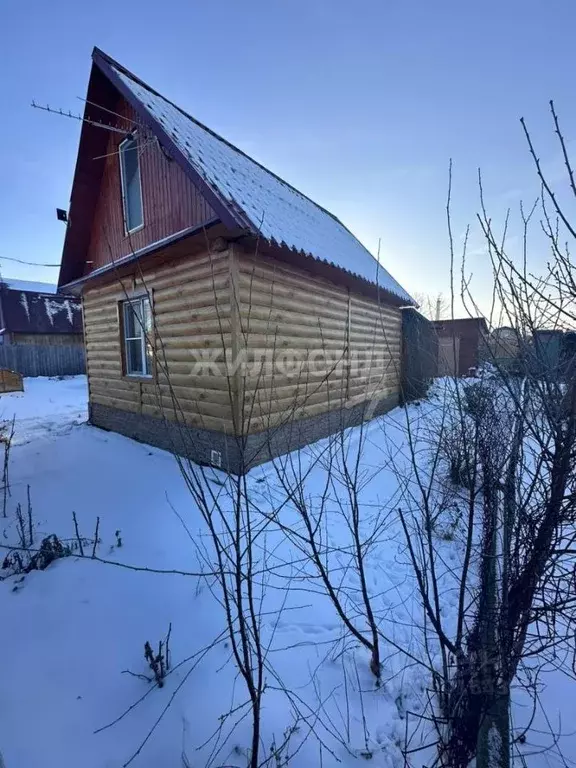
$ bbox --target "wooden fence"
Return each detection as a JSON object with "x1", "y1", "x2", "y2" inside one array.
[
  {"x1": 0, "y1": 344, "x2": 85, "y2": 377},
  {"x1": 401, "y1": 308, "x2": 438, "y2": 402}
]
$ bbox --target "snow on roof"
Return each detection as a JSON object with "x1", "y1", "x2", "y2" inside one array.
[
  {"x1": 111, "y1": 64, "x2": 413, "y2": 304},
  {"x1": 1, "y1": 279, "x2": 57, "y2": 294},
  {"x1": 0, "y1": 289, "x2": 82, "y2": 335}
]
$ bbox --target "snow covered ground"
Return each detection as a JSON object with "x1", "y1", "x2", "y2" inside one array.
[
  {"x1": 0, "y1": 375, "x2": 87, "y2": 445},
  {"x1": 0, "y1": 377, "x2": 573, "y2": 768}
]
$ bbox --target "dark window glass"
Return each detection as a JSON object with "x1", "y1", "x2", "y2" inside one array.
[
  {"x1": 122, "y1": 297, "x2": 152, "y2": 376},
  {"x1": 120, "y1": 136, "x2": 143, "y2": 232}
]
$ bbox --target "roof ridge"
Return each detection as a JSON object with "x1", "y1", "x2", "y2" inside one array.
[
  {"x1": 91, "y1": 47, "x2": 413, "y2": 303},
  {"x1": 92, "y1": 47, "x2": 350, "y2": 230}
]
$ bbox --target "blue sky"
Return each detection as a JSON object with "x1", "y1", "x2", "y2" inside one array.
[{"x1": 1, "y1": 0, "x2": 575, "y2": 313}]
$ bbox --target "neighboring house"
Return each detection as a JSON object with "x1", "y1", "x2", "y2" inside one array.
[
  {"x1": 58, "y1": 48, "x2": 413, "y2": 472},
  {"x1": 491, "y1": 326, "x2": 518, "y2": 346},
  {"x1": 0, "y1": 279, "x2": 83, "y2": 346},
  {"x1": 432, "y1": 317, "x2": 489, "y2": 376},
  {"x1": 488, "y1": 326, "x2": 522, "y2": 370},
  {"x1": 530, "y1": 329, "x2": 565, "y2": 373}
]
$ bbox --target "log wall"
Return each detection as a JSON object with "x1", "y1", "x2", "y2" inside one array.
[
  {"x1": 83, "y1": 247, "x2": 234, "y2": 434},
  {"x1": 233, "y1": 246, "x2": 401, "y2": 434},
  {"x1": 83, "y1": 242, "x2": 401, "y2": 444}
]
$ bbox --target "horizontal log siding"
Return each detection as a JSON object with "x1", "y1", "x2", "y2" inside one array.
[
  {"x1": 348, "y1": 293, "x2": 401, "y2": 407},
  {"x1": 83, "y1": 248, "x2": 234, "y2": 434},
  {"x1": 235, "y1": 249, "x2": 401, "y2": 434}
]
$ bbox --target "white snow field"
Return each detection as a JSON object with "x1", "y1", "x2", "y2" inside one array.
[{"x1": 0, "y1": 376, "x2": 573, "y2": 768}]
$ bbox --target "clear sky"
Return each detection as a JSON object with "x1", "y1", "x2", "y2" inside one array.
[{"x1": 1, "y1": 0, "x2": 575, "y2": 314}]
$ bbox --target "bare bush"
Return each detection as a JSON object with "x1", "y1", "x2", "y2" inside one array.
[{"x1": 391, "y1": 106, "x2": 576, "y2": 768}]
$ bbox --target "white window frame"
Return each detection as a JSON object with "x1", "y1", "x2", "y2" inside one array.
[
  {"x1": 122, "y1": 296, "x2": 152, "y2": 378},
  {"x1": 119, "y1": 134, "x2": 144, "y2": 235}
]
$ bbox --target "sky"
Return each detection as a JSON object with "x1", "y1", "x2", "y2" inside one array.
[{"x1": 1, "y1": 0, "x2": 575, "y2": 316}]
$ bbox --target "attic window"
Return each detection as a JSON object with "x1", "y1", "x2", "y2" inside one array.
[
  {"x1": 122, "y1": 296, "x2": 152, "y2": 377},
  {"x1": 119, "y1": 135, "x2": 144, "y2": 233}
]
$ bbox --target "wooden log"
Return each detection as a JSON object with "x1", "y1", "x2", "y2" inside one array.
[
  {"x1": 238, "y1": 305, "x2": 348, "y2": 332},
  {"x1": 156, "y1": 319, "x2": 232, "y2": 337},
  {"x1": 91, "y1": 392, "x2": 141, "y2": 412},
  {"x1": 158, "y1": 338, "x2": 232, "y2": 356},
  {"x1": 238, "y1": 279, "x2": 348, "y2": 314},
  {"x1": 140, "y1": 403, "x2": 233, "y2": 432},
  {"x1": 236, "y1": 318, "x2": 347, "y2": 342},
  {"x1": 153, "y1": 289, "x2": 229, "y2": 316},
  {"x1": 155, "y1": 372, "x2": 234, "y2": 391},
  {"x1": 142, "y1": 382, "x2": 235, "y2": 405},
  {"x1": 239, "y1": 257, "x2": 349, "y2": 301},
  {"x1": 140, "y1": 392, "x2": 233, "y2": 420}
]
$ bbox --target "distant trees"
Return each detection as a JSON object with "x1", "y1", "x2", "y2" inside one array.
[
  {"x1": 413, "y1": 291, "x2": 450, "y2": 320},
  {"x1": 396, "y1": 101, "x2": 576, "y2": 768}
]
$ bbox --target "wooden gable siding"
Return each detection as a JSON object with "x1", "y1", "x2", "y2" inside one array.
[
  {"x1": 82, "y1": 244, "x2": 233, "y2": 434},
  {"x1": 85, "y1": 97, "x2": 216, "y2": 275},
  {"x1": 233, "y1": 247, "x2": 401, "y2": 434}
]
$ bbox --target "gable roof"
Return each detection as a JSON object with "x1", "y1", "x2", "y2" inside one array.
[
  {"x1": 88, "y1": 48, "x2": 413, "y2": 305},
  {"x1": 0, "y1": 284, "x2": 82, "y2": 335},
  {"x1": 432, "y1": 317, "x2": 489, "y2": 335},
  {"x1": 0, "y1": 279, "x2": 57, "y2": 294}
]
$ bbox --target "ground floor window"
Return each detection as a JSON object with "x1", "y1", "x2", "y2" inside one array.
[{"x1": 122, "y1": 296, "x2": 153, "y2": 377}]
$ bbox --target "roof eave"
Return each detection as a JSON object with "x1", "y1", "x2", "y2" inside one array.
[
  {"x1": 59, "y1": 218, "x2": 220, "y2": 294},
  {"x1": 240, "y1": 235, "x2": 414, "y2": 307}
]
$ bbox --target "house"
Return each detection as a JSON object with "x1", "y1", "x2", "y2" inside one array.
[
  {"x1": 432, "y1": 317, "x2": 488, "y2": 376},
  {"x1": 57, "y1": 48, "x2": 413, "y2": 472},
  {"x1": 0, "y1": 279, "x2": 83, "y2": 346},
  {"x1": 487, "y1": 326, "x2": 522, "y2": 372},
  {"x1": 529, "y1": 329, "x2": 565, "y2": 375}
]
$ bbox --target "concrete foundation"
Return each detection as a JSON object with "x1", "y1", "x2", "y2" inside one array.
[{"x1": 89, "y1": 394, "x2": 399, "y2": 474}]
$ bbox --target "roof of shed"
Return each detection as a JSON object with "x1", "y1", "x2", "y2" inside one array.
[
  {"x1": 0, "y1": 286, "x2": 83, "y2": 335},
  {"x1": 432, "y1": 317, "x2": 489, "y2": 333},
  {"x1": 92, "y1": 48, "x2": 413, "y2": 304},
  {"x1": 1, "y1": 279, "x2": 57, "y2": 294}
]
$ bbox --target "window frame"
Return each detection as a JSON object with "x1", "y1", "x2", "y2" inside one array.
[
  {"x1": 120, "y1": 295, "x2": 153, "y2": 379},
  {"x1": 119, "y1": 133, "x2": 145, "y2": 235}
]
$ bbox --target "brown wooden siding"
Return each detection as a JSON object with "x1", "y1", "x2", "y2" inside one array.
[
  {"x1": 233, "y1": 246, "x2": 401, "y2": 434},
  {"x1": 432, "y1": 318, "x2": 487, "y2": 376},
  {"x1": 83, "y1": 244, "x2": 233, "y2": 434},
  {"x1": 85, "y1": 97, "x2": 215, "y2": 275}
]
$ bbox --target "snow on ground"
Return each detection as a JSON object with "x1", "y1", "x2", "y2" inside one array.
[
  {"x1": 0, "y1": 377, "x2": 573, "y2": 768},
  {"x1": 0, "y1": 376, "x2": 87, "y2": 445}
]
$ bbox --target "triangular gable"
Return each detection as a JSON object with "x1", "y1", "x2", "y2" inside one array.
[
  {"x1": 90, "y1": 48, "x2": 413, "y2": 304},
  {"x1": 59, "y1": 62, "x2": 218, "y2": 288},
  {"x1": 58, "y1": 63, "x2": 114, "y2": 288},
  {"x1": 60, "y1": 48, "x2": 412, "y2": 304}
]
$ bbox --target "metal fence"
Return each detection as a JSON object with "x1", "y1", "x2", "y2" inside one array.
[
  {"x1": 0, "y1": 344, "x2": 85, "y2": 377},
  {"x1": 401, "y1": 308, "x2": 438, "y2": 402}
]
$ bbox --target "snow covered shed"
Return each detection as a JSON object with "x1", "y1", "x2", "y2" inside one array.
[
  {"x1": 0, "y1": 280, "x2": 83, "y2": 346},
  {"x1": 58, "y1": 48, "x2": 414, "y2": 472}
]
